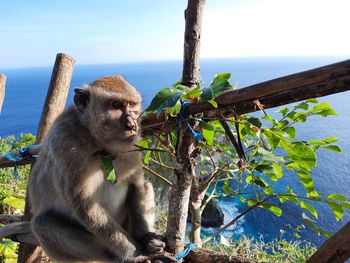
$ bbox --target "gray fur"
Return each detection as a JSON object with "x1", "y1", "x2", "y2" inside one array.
[{"x1": 29, "y1": 77, "x2": 166, "y2": 263}]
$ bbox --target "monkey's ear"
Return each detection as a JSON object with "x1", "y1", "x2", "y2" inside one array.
[{"x1": 74, "y1": 88, "x2": 90, "y2": 111}]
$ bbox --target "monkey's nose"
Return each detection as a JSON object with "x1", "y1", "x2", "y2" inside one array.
[
  {"x1": 125, "y1": 115, "x2": 137, "y2": 131},
  {"x1": 126, "y1": 122, "x2": 137, "y2": 131}
]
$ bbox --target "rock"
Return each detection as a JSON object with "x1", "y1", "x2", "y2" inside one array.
[{"x1": 188, "y1": 198, "x2": 224, "y2": 228}]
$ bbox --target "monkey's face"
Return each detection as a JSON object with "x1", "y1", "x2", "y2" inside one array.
[{"x1": 74, "y1": 76, "x2": 142, "y2": 148}]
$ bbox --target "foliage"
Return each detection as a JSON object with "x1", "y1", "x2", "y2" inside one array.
[
  {"x1": 0, "y1": 133, "x2": 35, "y2": 262},
  {"x1": 141, "y1": 73, "x2": 349, "y2": 245},
  {"x1": 204, "y1": 234, "x2": 316, "y2": 263}
]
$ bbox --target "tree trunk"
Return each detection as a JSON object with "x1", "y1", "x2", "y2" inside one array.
[
  {"x1": 189, "y1": 175, "x2": 205, "y2": 246},
  {"x1": 166, "y1": 0, "x2": 206, "y2": 254},
  {"x1": 0, "y1": 74, "x2": 6, "y2": 114},
  {"x1": 17, "y1": 53, "x2": 75, "y2": 263}
]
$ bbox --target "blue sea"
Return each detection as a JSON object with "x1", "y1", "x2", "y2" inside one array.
[{"x1": 1, "y1": 57, "x2": 349, "y2": 247}]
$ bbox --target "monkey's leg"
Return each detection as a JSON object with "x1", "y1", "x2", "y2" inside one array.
[{"x1": 32, "y1": 210, "x2": 118, "y2": 262}]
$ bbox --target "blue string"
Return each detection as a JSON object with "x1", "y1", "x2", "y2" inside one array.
[
  {"x1": 4, "y1": 145, "x2": 36, "y2": 179},
  {"x1": 174, "y1": 242, "x2": 197, "y2": 260},
  {"x1": 162, "y1": 242, "x2": 197, "y2": 263},
  {"x1": 177, "y1": 100, "x2": 203, "y2": 142}
]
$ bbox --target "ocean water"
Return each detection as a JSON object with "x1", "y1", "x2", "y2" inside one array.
[{"x1": 0, "y1": 57, "x2": 349, "y2": 247}]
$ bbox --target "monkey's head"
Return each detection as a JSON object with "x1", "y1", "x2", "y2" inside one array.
[{"x1": 74, "y1": 76, "x2": 142, "y2": 150}]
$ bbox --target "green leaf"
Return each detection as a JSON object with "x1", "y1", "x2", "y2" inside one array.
[
  {"x1": 181, "y1": 85, "x2": 202, "y2": 99},
  {"x1": 297, "y1": 170, "x2": 315, "y2": 194},
  {"x1": 208, "y1": 100, "x2": 218, "y2": 108},
  {"x1": 262, "y1": 129, "x2": 281, "y2": 150},
  {"x1": 306, "y1": 98, "x2": 318, "y2": 104},
  {"x1": 145, "y1": 87, "x2": 183, "y2": 113},
  {"x1": 201, "y1": 72, "x2": 234, "y2": 100},
  {"x1": 327, "y1": 193, "x2": 347, "y2": 201},
  {"x1": 255, "y1": 163, "x2": 283, "y2": 181},
  {"x1": 323, "y1": 137, "x2": 339, "y2": 144},
  {"x1": 247, "y1": 117, "x2": 262, "y2": 128},
  {"x1": 320, "y1": 145, "x2": 341, "y2": 153},
  {"x1": 252, "y1": 176, "x2": 268, "y2": 187},
  {"x1": 308, "y1": 139, "x2": 325, "y2": 145},
  {"x1": 135, "y1": 139, "x2": 151, "y2": 164},
  {"x1": 310, "y1": 102, "x2": 337, "y2": 116},
  {"x1": 281, "y1": 141, "x2": 317, "y2": 171},
  {"x1": 294, "y1": 101, "x2": 309, "y2": 110},
  {"x1": 302, "y1": 213, "x2": 332, "y2": 238},
  {"x1": 2, "y1": 196, "x2": 25, "y2": 210},
  {"x1": 342, "y1": 202, "x2": 350, "y2": 210},
  {"x1": 283, "y1": 126, "x2": 296, "y2": 139},
  {"x1": 260, "y1": 203, "x2": 283, "y2": 216},
  {"x1": 100, "y1": 154, "x2": 117, "y2": 184},
  {"x1": 263, "y1": 115, "x2": 276, "y2": 125},
  {"x1": 222, "y1": 180, "x2": 233, "y2": 195},
  {"x1": 278, "y1": 107, "x2": 289, "y2": 117},
  {"x1": 299, "y1": 200, "x2": 318, "y2": 219},
  {"x1": 328, "y1": 202, "x2": 344, "y2": 221},
  {"x1": 200, "y1": 121, "x2": 215, "y2": 145}
]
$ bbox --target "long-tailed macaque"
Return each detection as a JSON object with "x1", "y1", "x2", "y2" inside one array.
[{"x1": 29, "y1": 76, "x2": 174, "y2": 263}]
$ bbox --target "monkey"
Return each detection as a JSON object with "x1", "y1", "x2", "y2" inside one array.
[{"x1": 28, "y1": 76, "x2": 175, "y2": 263}]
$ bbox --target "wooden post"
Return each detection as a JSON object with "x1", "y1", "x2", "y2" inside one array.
[
  {"x1": 0, "y1": 74, "x2": 6, "y2": 114},
  {"x1": 166, "y1": 0, "x2": 205, "y2": 254},
  {"x1": 17, "y1": 53, "x2": 75, "y2": 263},
  {"x1": 307, "y1": 221, "x2": 350, "y2": 263}
]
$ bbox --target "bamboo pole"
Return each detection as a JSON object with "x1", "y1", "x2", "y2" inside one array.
[
  {"x1": 17, "y1": 53, "x2": 75, "y2": 263},
  {"x1": 0, "y1": 74, "x2": 6, "y2": 114},
  {"x1": 166, "y1": 0, "x2": 205, "y2": 254}
]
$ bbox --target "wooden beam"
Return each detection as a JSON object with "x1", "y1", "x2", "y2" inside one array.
[
  {"x1": 2, "y1": 74, "x2": 350, "y2": 168},
  {"x1": 17, "y1": 53, "x2": 75, "y2": 263},
  {"x1": 0, "y1": 73, "x2": 6, "y2": 114},
  {"x1": 0, "y1": 144, "x2": 40, "y2": 168},
  {"x1": 307, "y1": 222, "x2": 350, "y2": 263},
  {"x1": 141, "y1": 59, "x2": 350, "y2": 134}
]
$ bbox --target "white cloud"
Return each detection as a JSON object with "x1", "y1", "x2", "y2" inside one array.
[{"x1": 201, "y1": 0, "x2": 350, "y2": 58}]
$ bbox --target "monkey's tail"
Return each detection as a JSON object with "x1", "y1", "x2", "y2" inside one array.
[{"x1": 0, "y1": 221, "x2": 39, "y2": 245}]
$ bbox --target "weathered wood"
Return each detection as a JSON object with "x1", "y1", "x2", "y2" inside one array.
[
  {"x1": 35, "y1": 53, "x2": 75, "y2": 143},
  {"x1": 141, "y1": 60, "x2": 350, "y2": 135},
  {"x1": 0, "y1": 144, "x2": 40, "y2": 168},
  {"x1": 0, "y1": 214, "x2": 24, "y2": 223},
  {"x1": 307, "y1": 221, "x2": 350, "y2": 263},
  {"x1": 18, "y1": 53, "x2": 75, "y2": 263},
  {"x1": 166, "y1": 0, "x2": 205, "y2": 254},
  {"x1": 2, "y1": 75, "x2": 350, "y2": 169},
  {"x1": 187, "y1": 247, "x2": 257, "y2": 263},
  {"x1": 0, "y1": 74, "x2": 6, "y2": 114}
]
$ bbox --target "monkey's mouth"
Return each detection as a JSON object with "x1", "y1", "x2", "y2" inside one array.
[{"x1": 124, "y1": 128, "x2": 138, "y2": 138}]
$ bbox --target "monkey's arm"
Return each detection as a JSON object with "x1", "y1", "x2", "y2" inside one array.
[
  {"x1": 60, "y1": 168, "x2": 139, "y2": 261},
  {"x1": 127, "y1": 177, "x2": 166, "y2": 254}
]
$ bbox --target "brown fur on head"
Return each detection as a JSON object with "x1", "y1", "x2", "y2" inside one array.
[{"x1": 91, "y1": 76, "x2": 142, "y2": 102}]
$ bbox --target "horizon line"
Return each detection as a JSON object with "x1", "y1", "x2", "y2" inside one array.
[{"x1": 1, "y1": 54, "x2": 349, "y2": 71}]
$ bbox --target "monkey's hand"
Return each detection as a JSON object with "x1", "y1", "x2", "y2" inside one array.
[
  {"x1": 126, "y1": 255, "x2": 151, "y2": 263},
  {"x1": 148, "y1": 252, "x2": 177, "y2": 263},
  {"x1": 142, "y1": 232, "x2": 166, "y2": 254}
]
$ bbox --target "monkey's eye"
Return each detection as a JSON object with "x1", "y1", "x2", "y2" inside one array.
[
  {"x1": 129, "y1": 102, "x2": 137, "y2": 107},
  {"x1": 111, "y1": 100, "x2": 124, "y2": 110}
]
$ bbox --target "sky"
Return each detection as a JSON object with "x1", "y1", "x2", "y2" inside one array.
[{"x1": 0, "y1": 0, "x2": 350, "y2": 69}]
